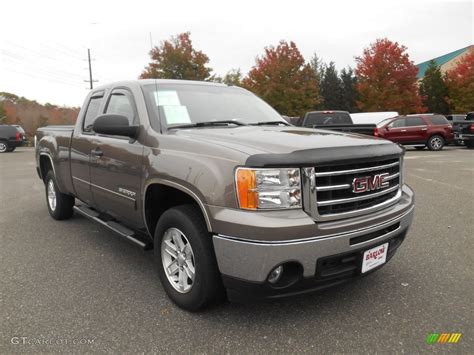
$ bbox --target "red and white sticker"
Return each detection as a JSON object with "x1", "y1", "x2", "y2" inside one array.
[{"x1": 361, "y1": 243, "x2": 389, "y2": 273}]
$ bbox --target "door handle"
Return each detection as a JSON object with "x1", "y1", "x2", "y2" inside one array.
[
  {"x1": 91, "y1": 148, "x2": 103, "y2": 157},
  {"x1": 421, "y1": 128, "x2": 427, "y2": 131},
  {"x1": 401, "y1": 129, "x2": 407, "y2": 132}
]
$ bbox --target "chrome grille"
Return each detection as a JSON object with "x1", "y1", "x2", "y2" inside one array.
[{"x1": 303, "y1": 157, "x2": 402, "y2": 221}]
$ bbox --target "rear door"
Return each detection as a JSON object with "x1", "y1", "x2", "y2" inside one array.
[
  {"x1": 70, "y1": 91, "x2": 105, "y2": 206},
  {"x1": 404, "y1": 116, "x2": 428, "y2": 143},
  {"x1": 89, "y1": 87, "x2": 144, "y2": 227}
]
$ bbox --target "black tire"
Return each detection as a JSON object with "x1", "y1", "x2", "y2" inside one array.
[
  {"x1": 45, "y1": 171, "x2": 75, "y2": 220},
  {"x1": 154, "y1": 205, "x2": 224, "y2": 311},
  {"x1": 466, "y1": 141, "x2": 474, "y2": 149},
  {"x1": 0, "y1": 141, "x2": 9, "y2": 153},
  {"x1": 415, "y1": 146, "x2": 425, "y2": 150},
  {"x1": 427, "y1": 135, "x2": 445, "y2": 151}
]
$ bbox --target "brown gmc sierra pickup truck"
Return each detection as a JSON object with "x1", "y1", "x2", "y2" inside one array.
[{"x1": 35, "y1": 79, "x2": 415, "y2": 311}]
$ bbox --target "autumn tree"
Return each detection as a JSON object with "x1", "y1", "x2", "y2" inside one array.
[
  {"x1": 0, "y1": 103, "x2": 6, "y2": 123},
  {"x1": 340, "y1": 67, "x2": 359, "y2": 112},
  {"x1": 223, "y1": 69, "x2": 242, "y2": 86},
  {"x1": 355, "y1": 38, "x2": 424, "y2": 114},
  {"x1": 419, "y1": 60, "x2": 450, "y2": 114},
  {"x1": 445, "y1": 51, "x2": 474, "y2": 112},
  {"x1": 243, "y1": 41, "x2": 320, "y2": 116},
  {"x1": 140, "y1": 32, "x2": 212, "y2": 80},
  {"x1": 320, "y1": 62, "x2": 343, "y2": 110}
]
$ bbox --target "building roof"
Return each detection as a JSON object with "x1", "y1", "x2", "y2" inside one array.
[{"x1": 416, "y1": 45, "x2": 472, "y2": 78}]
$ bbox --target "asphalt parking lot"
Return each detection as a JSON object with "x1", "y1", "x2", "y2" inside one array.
[{"x1": 1, "y1": 146, "x2": 473, "y2": 353}]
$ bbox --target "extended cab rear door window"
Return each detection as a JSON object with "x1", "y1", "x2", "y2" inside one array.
[{"x1": 83, "y1": 93, "x2": 104, "y2": 132}]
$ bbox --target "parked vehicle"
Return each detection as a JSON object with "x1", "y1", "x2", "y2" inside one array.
[
  {"x1": 299, "y1": 110, "x2": 376, "y2": 135},
  {"x1": 375, "y1": 114, "x2": 453, "y2": 150},
  {"x1": 446, "y1": 114, "x2": 466, "y2": 123},
  {"x1": 351, "y1": 112, "x2": 399, "y2": 125},
  {"x1": 452, "y1": 112, "x2": 474, "y2": 148},
  {"x1": 0, "y1": 125, "x2": 25, "y2": 153},
  {"x1": 35, "y1": 80, "x2": 415, "y2": 310}
]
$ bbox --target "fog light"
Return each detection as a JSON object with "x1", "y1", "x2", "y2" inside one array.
[{"x1": 268, "y1": 265, "x2": 283, "y2": 284}]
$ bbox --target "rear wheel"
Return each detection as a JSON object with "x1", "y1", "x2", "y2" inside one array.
[
  {"x1": 0, "y1": 141, "x2": 9, "y2": 153},
  {"x1": 154, "y1": 205, "x2": 224, "y2": 311},
  {"x1": 427, "y1": 135, "x2": 445, "y2": 151},
  {"x1": 45, "y1": 171, "x2": 75, "y2": 220}
]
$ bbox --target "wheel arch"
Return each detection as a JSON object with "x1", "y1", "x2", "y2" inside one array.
[
  {"x1": 39, "y1": 152, "x2": 56, "y2": 182},
  {"x1": 143, "y1": 179, "x2": 212, "y2": 237}
]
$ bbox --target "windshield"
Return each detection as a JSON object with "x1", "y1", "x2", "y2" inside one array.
[
  {"x1": 142, "y1": 83, "x2": 285, "y2": 129},
  {"x1": 377, "y1": 117, "x2": 396, "y2": 127}
]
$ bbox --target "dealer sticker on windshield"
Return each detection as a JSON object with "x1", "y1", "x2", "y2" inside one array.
[{"x1": 361, "y1": 243, "x2": 389, "y2": 273}]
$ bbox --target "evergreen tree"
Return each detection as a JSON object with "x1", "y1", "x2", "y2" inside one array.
[
  {"x1": 309, "y1": 53, "x2": 325, "y2": 108},
  {"x1": 320, "y1": 62, "x2": 343, "y2": 110},
  {"x1": 340, "y1": 67, "x2": 358, "y2": 112},
  {"x1": 419, "y1": 60, "x2": 450, "y2": 114}
]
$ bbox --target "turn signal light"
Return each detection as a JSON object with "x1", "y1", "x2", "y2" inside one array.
[{"x1": 236, "y1": 169, "x2": 258, "y2": 209}]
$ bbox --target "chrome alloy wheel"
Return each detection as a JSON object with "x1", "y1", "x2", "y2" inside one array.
[
  {"x1": 47, "y1": 179, "x2": 57, "y2": 211},
  {"x1": 161, "y1": 227, "x2": 195, "y2": 293},
  {"x1": 0, "y1": 143, "x2": 7, "y2": 152},
  {"x1": 431, "y1": 137, "x2": 443, "y2": 150}
]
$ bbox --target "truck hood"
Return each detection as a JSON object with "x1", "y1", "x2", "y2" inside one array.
[{"x1": 173, "y1": 126, "x2": 403, "y2": 167}]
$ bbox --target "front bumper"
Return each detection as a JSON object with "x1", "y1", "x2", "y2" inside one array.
[{"x1": 212, "y1": 185, "x2": 414, "y2": 298}]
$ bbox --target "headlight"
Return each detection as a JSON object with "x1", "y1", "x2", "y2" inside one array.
[{"x1": 235, "y1": 168, "x2": 301, "y2": 210}]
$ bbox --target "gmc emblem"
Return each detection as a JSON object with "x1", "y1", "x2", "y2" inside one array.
[{"x1": 352, "y1": 173, "x2": 389, "y2": 193}]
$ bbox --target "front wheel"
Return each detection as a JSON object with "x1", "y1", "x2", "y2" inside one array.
[
  {"x1": 427, "y1": 135, "x2": 445, "y2": 151},
  {"x1": 154, "y1": 205, "x2": 224, "y2": 311},
  {"x1": 45, "y1": 171, "x2": 75, "y2": 220}
]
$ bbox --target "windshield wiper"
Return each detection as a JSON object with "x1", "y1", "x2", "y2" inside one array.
[
  {"x1": 250, "y1": 121, "x2": 290, "y2": 126},
  {"x1": 168, "y1": 120, "x2": 248, "y2": 130}
]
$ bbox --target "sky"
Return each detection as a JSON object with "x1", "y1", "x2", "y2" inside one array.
[{"x1": 0, "y1": 0, "x2": 472, "y2": 107}]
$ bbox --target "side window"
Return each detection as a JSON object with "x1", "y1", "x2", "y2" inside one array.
[
  {"x1": 406, "y1": 117, "x2": 426, "y2": 126},
  {"x1": 83, "y1": 96, "x2": 103, "y2": 131},
  {"x1": 428, "y1": 115, "x2": 449, "y2": 125},
  {"x1": 391, "y1": 119, "x2": 406, "y2": 128},
  {"x1": 105, "y1": 90, "x2": 136, "y2": 125}
]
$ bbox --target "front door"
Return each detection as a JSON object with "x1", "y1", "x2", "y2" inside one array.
[
  {"x1": 385, "y1": 118, "x2": 409, "y2": 143},
  {"x1": 89, "y1": 88, "x2": 144, "y2": 227},
  {"x1": 70, "y1": 91, "x2": 105, "y2": 206}
]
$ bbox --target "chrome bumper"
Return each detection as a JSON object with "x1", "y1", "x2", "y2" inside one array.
[{"x1": 213, "y1": 191, "x2": 414, "y2": 283}]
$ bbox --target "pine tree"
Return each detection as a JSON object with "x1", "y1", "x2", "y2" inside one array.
[
  {"x1": 419, "y1": 60, "x2": 450, "y2": 114},
  {"x1": 340, "y1": 67, "x2": 358, "y2": 112},
  {"x1": 320, "y1": 62, "x2": 343, "y2": 110}
]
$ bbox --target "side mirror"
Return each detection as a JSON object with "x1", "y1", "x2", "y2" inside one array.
[{"x1": 92, "y1": 114, "x2": 139, "y2": 138}]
